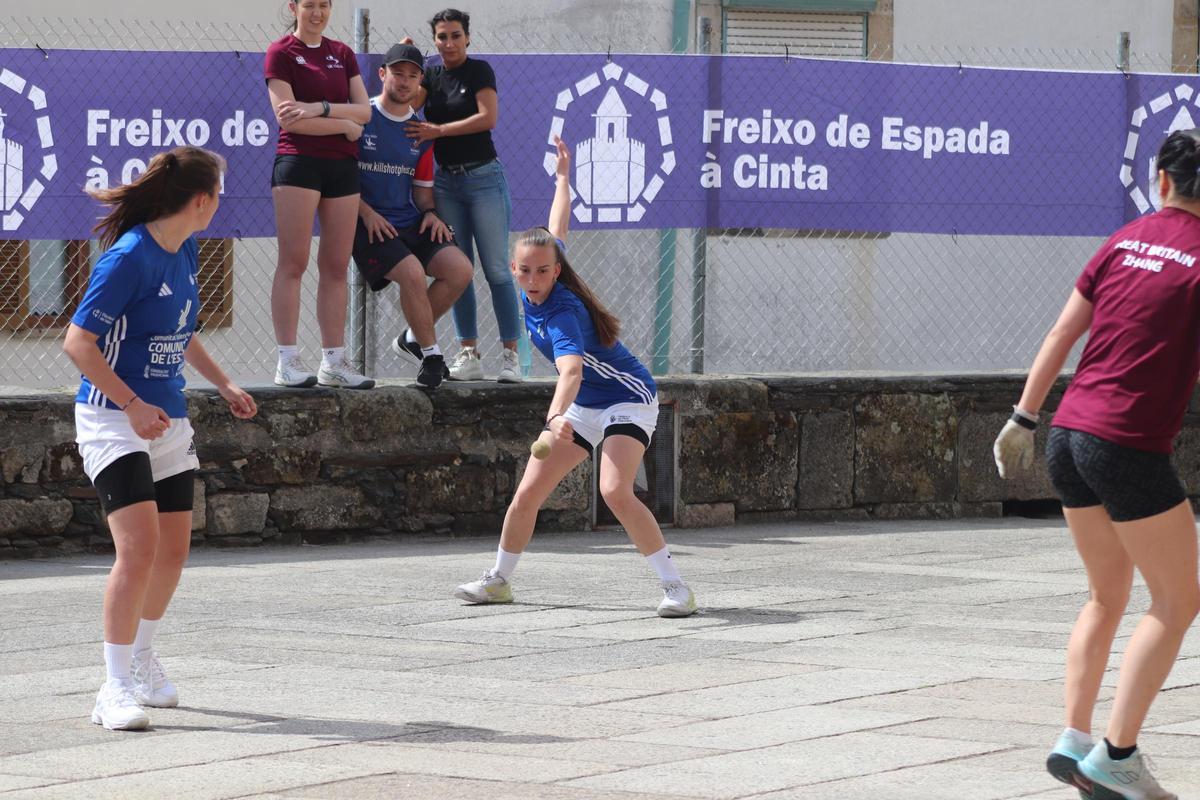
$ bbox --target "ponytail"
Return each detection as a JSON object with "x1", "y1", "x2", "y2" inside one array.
[
  {"x1": 89, "y1": 146, "x2": 224, "y2": 250},
  {"x1": 1156, "y1": 128, "x2": 1200, "y2": 201},
  {"x1": 516, "y1": 227, "x2": 621, "y2": 348}
]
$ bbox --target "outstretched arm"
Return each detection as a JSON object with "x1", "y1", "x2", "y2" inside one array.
[{"x1": 547, "y1": 135, "x2": 571, "y2": 243}]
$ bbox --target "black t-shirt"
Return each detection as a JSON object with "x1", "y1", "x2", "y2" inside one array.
[{"x1": 422, "y1": 58, "x2": 499, "y2": 166}]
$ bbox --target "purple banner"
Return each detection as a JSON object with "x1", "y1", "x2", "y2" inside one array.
[{"x1": 0, "y1": 47, "x2": 1192, "y2": 238}]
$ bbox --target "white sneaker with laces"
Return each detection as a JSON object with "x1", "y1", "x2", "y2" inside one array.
[
  {"x1": 453, "y1": 569, "x2": 514, "y2": 603},
  {"x1": 317, "y1": 358, "x2": 376, "y2": 389},
  {"x1": 274, "y1": 355, "x2": 318, "y2": 388},
  {"x1": 497, "y1": 348, "x2": 522, "y2": 384},
  {"x1": 1078, "y1": 743, "x2": 1176, "y2": 800},
  {"x1": 447, "y1": 347, "x2": 484, "y2": 381},
  {"x1": 132, "y1": 651, "x2": 179, "y2": 708},
  {"x1": 91, "y1": 678, "x2": 150, "y2": 731},
  {"x1": 657, "y1": 580, "x2": 697, "y2": 618}
]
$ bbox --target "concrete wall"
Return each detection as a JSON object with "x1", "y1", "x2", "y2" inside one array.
[{"x1": 9, "y1": 374, "x2": 1200, "y2": 560}]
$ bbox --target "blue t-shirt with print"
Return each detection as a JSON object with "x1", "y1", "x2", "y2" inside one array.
[
  {"x1": 523, "y1": 282, "x2": 656, "y2": 409},
  {"x1": 71, "y1": 226, "x2": 200, "y2": 418},
  {"x1": 357, "y1": 99, "x2": 435, "y2": 229}
]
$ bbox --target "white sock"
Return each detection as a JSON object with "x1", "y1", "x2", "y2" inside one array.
[
  {"x1": 646, "y1": 546, "x2": 682, "y2": 582},
  {"x1": 405, "y1": 328, "x2": 419, "y2": 345},
  {"x1": 133, "y1": 617, "x2": 160, "y2": 656},
  {"x1": 421, "y1": 343, "x2": 442, "y2": 358},
  {"x1": 493, "y1": 547, "x2": 521, "y2": 580},
  {"x1": 277, "y1": 344, "x2": 298, "y2": 362},
  {"x1": 321, "y1": 347, "x2": 344, "y2": 367},
  {"x1": 104, "y1": 642, "x2": 133, "y2": 682}
]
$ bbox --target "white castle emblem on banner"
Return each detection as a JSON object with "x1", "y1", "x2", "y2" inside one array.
[
  {"x1": 0, "y1": 66, "x2": 57, "y2": 232},
  {"x1": 1122, "y1": 82, "x2": 1199, "y2": 214},
  {"x1": 545, "y1": 61, "x2": 675, "y2": 224}
]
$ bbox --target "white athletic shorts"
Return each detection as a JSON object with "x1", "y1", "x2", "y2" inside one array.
[
  {"x1": 74, "y1": 405, "x2": 199, "y2": 483},
  {"x1": 563, "y1": 397, "x2": 659, "y2": 450}
]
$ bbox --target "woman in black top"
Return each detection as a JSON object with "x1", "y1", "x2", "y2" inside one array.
[{"x1": 407, "y1": 8, "x2": 523, "y2": 383}]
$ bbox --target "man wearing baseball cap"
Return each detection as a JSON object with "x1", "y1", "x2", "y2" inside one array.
[{"x1": 353, "y1": 43, "x2": 472, "y2": 389}]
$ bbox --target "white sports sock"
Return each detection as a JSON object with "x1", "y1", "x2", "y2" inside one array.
[
  {"x1": 321, "y1": 347, "x2": 345, "y2": 367},
  {"x1": 1062, "y1": 727, "x2": 1092, "y2": 750},
  {"x1": 277, "y1": 344, "x2": 298, "y2": 362},
  {"x1": 133, "y1": 617, "x2": 160, "y2": 656},
  {"x1": 421, "y1": 343, "x2": 442, "y2": 358},
  {"x1": 104, "y1": 642, "x2": 133, "y2": 682},
  {"x1": 493, "y1": 547, "x2": 521, "y2": 580},
  {"x1": 646, "y1": 546, "x2": 682, "y2": 582},
  {"x1": 404, "y1": 328, "x2": 419, "y2": 345}
]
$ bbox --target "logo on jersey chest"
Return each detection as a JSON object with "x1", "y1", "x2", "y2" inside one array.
[{"x1": 176, "y1": 299, "x2": 192, "y2": 333}]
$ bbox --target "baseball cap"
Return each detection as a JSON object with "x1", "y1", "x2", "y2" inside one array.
[{"x1": 383, "y1": 43, "x2": 425, "y2": 70}]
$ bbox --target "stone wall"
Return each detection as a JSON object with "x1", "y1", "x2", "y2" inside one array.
[{"x1": 3, "y1": 374, "x2": 1190, "y2": 559}]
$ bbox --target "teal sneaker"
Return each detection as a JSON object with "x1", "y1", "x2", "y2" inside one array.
[
  {"x1": 453, "y1": 570, "x2": 513, "y2": 604},
  {"x1": 1077, "y1": 743, "x2": 1177, "y2": 800},
  {"x1": 1046, "y1": 729, "x2": 1094, "y2": 799}
]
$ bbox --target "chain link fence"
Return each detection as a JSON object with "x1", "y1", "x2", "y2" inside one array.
[{"x1": 0, "y1": 16, "x2": 1188, "y2": 391}]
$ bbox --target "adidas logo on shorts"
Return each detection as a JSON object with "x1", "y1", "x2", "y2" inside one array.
[{"x1": 158, "y1": 282, "x2": 173, "y2": 297}]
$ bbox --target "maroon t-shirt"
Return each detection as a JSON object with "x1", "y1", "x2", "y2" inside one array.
[
  {"x1": 264, "y1": 34, "x2": 360, "y2": 160},
  {"x1": 1053, "y1": 207, "x2": 1200, "y2": 453}
]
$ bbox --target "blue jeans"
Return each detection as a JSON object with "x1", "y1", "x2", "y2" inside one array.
[{"x1": 434, "y1": 160, "x2": 521, "y2": 343}]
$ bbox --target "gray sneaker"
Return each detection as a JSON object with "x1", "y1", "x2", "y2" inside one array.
[
  {"x1": 1078, "y1": 743, "x2": 1177, "y2": 800},
  {"x1": 274, "y1": 355, "x2": 318, "y2": 388},
  {"x1": 453, "y1": 569, "x2": 513, "y2": 603},
  {"x1": 1046, "y1": 729, "x2": 1094, "y2": 800},
  {"x1": 317, "y1": 359, "x2": 375, "y2": 389}
]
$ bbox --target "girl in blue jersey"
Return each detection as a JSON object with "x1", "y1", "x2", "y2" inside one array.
[
  {"x1": 454, "y1": 137, "x2": 696, "y2": 617},
  {"x1": 63, "y1": 147, "x2": 257, "y2": 731}
]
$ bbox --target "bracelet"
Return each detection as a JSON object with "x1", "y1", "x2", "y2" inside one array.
[
  {"x1": 320, "y1": 100, "x2": 331, "y2": 118},
  {"x1": 422, "y1": 208, "x2": 439, "y2": 218},
  {"x1": 1009, "y1": 407, "x2": 1038, "y2": 430},
  {"x1": 545, "y1": 413, "x2": 564, "y2": 426},
  {"x1": 119, "y1": 396, "x2": 138, "y2": 411}
]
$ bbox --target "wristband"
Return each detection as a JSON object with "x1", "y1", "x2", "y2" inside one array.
[
  {"x1": 546, "y1": 413, "x2": 564, "y2": 426},
  {"x1": 119, "y1": 396, "x2": 138, "y2": 411},
  {"x1": 1009, "y1": 408, "x2": 1037, "y2": 430},
  {"x1": 423, "y1": 208, "x2": 439, "y2": 218},
  {"x1": 320, "y1": 100, "x2": 331, "y2": 117}
]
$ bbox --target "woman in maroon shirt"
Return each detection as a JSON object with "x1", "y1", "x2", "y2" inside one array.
[
  {"x1": 265, "y1": 0, "x2": 373, "y2": 389},
  {"x1": 995, "y1": 129, "x2": 1200, "y2": 800}
]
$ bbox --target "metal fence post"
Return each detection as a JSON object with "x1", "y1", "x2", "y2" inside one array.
[
  {"x1": 349, "y1": 7, "x2": 371, "y2": 375},
  {"x1": 1117, "y1": 31, "x2": 1130, "y2": 73},
  {"x1": 690, "y1": 16, "x2": 713, "y2": 375}
]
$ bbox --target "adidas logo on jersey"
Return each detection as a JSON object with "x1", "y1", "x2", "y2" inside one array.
[{"x1": 158, "y1": 282, "x2": 173, "y2": 297}]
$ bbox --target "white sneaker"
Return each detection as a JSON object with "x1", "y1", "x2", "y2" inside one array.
[
  {"x1": 274, "y1": 355, "x2": 318, "y2": 388},
  {"x1": 132, "y1": 651, "x2": 179, "y2": 708},
  {"x1": 91, "y1": 678, "x2": 150, "y2": 731},
  {"x1": 657, "y1": 580, "x2": 697, "y2": 618},
  {"x1": 317, "y1": 358, "x2": 376, "y2": 389},
  {"x1": 497, "y1": 348, "x2": 522, "y2": 384},
  {"x1": 447, "y1": 347, "x2": 484, "y2": 381},
  {"x1": 453, "y1": 569, "x2": 514, "y2": 603}
]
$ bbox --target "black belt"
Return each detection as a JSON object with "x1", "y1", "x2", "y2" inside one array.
[{"x1": 440, "y1": 159, "x2": 495, "y2": 175}]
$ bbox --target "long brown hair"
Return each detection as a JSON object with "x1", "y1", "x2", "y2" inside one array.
[
  {"x1": 89, "y1": 147, "x2": 225, "y2": 250},
  {"x1": 516, "y1": 227, "x2": 621, "y2": 348}
]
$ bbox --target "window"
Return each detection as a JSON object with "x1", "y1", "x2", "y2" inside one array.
[
  {"x1": 0, "y1": 240, "x2": 90, "y2": 330},
  {"x1": 723, "y1": 9, "x2": 868, "y2": 58},
  {"x1": 0, "y1": 237, "x2": 233, "y2": 332}
]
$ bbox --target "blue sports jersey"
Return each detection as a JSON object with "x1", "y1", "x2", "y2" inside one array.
[
  {"x1": 71, "y1": 226, "x2": 200, "y2": 418},
  {"x1": 357, "y1": 99, "x2": 435, "y2": 229},
  {"x1": 523, "y1": 282, "x2": 656, "y2": 409}
]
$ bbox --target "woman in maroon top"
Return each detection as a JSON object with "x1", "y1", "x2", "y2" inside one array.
[
  {"x1": 995, "y1": 130, "x2": 1200, "y2": 800},
  {"x1": 265, "y1": 0, "x2": 373, "y2": 389}
]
